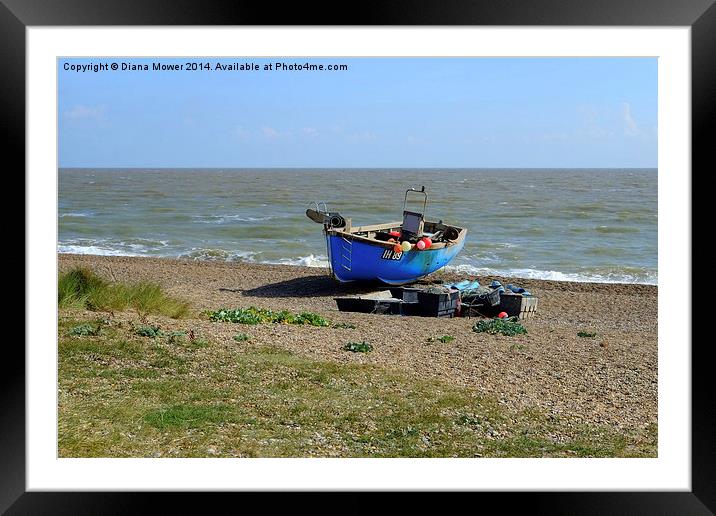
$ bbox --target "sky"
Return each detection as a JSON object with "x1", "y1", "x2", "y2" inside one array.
[{"x1": 58, "y1": 57, "x2": 657, "y2": 168}]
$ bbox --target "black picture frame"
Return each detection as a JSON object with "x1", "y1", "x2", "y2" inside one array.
[{"x1": 7, "y1": 0, "x2": 711, "y2": 512}]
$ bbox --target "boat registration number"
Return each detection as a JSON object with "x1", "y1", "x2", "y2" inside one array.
[{"x1": 381, "y1": 249, "x2": 403, "y2": 260}]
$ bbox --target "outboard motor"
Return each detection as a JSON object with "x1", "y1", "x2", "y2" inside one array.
[{"x1": 306, "y1": 202, "x2": 346, "y2": 228}]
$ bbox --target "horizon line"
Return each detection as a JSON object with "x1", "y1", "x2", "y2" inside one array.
[{"x1": 58, "y1": 166, "x2": 659, "y2": 170}]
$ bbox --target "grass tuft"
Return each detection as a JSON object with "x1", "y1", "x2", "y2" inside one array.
[
  {"x1": 144, "y1": 404, "x2": 233, "y2": 430},
  {"x1": 577, "y1": 331, "x2": 597, "y2": 338},
  {"x1": 58, "y1": 267, "x2": 189, "y2": 318},
  {"x1": 58, "y1": 267, "x2": 107, "y2": 309},
  {"x1": 166, "y1": 331, "x2": 186, "y2": 345}
]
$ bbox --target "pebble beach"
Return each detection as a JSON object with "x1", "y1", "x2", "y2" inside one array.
[{"x1": 59, "y1": 253, "x2": 658, "y2": 434}]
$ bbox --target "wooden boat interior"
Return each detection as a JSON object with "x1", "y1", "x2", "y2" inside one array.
[{"x1": 329, "y1": 219, "x2": 466, "y2": 249}]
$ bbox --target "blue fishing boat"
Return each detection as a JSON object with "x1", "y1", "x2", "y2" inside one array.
[{"x1": 306, "y1": 187, "x2": 467, "y2": 284}]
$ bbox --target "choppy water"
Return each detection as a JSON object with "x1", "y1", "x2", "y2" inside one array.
[{"x1": 58, "y1": 168, "x2": 657, "y2": 284}]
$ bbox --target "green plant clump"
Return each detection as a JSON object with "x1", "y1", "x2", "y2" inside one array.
[
  {"x1": 577, "y1": 331, "x2": 597, "y2": 338},
  {"x1": 207, "y1": 307, "x2": 330, "y2": 327},
  {"x1": 427, "y1": 335, "x2": 455, "y2": 343},
  {"x1": 343, "y1": 341, "x2": 373, "y2": 353},
  {"x1": 233, "y1": 333, "x2": 250, "y2": 342},
  {"x1": 68, "y1": 323, "x2": 102, "y2": 337},
  {"x1": 135, "y1": 325, "x2": 164, "y2": 338},
  {"x1": 472, "y1": 318, "x2": 527, "y2": 336}
]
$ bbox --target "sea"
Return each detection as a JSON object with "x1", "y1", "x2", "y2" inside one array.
[{"x1": 58, "y1": 168, "x2": 657, "y2": 284}]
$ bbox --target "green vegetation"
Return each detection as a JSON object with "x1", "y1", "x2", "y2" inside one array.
[
  {"x1": 68, "y1": 322, "x2": 103, "y2": 337},
  {"x1": 332, "y1": 322, "x2": 357, "y2": 329},
  {"x1": 473, "y1": 318, "x2": 528, "y2": 336},
  {"x1": 189, "y1": 338, "x2": 210, "y2": 349},
  {"x1": 428, "y1": 335, "x2": 455, "y2": 344},
  {"x1": 166, "y1": 331, "x2": 187, "y2": 345},
  {"x1": 134, "y1": 325, "x2": 164, "y2": 338},
  {"x1": 207, "y1": 307, "x2": 330, "y2": 327},
  {"x1": 577, "y1": 331, "x2": 597, "y2": 338},
  {"x1": 233, "y1": 333, "x2": 250, "y2": 342},
  {"x1": 58, "y1": 267, "x2": 189, "y2": 318},
  {"x1": 57, "y1": 317, "x2": 656, "y2": 458},
  {"x1": 144, "y1": 404, "x2": 234, "y2": 430},
  {"x1": 343, "y1": 341, "x2": 373, "y2": 353}
]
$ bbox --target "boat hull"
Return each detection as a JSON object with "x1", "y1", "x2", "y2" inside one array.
[{"x1": 327, "y1": 234, "x2": 465, "y2": 284}]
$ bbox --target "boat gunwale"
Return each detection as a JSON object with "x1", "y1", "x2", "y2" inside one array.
[{"x1": 326, "y1": 222, "x2": 467, "y2": 250}]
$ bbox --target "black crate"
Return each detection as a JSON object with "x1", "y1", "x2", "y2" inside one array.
[
  {"x1": 498, "y1": 292, "x2": 539, "y2": 319},
  {"x1": 399, "y1": 302, "x2": 422, "y2": 316},
  {"x1": 417, "y1": 290, "x2": 459, "y2": 317},
  {"x1": 480, "y1": 293, "x2": 539, "y2": 319},
  {"x1": 462, "y1": 288, "x2": 501, "y2": 307},
  {"x1": 335, "y1": 297, "x2": 403, "y2": 315},
  {"x1": 389, "y1": 287, "x2": 421, "y2": 303}
]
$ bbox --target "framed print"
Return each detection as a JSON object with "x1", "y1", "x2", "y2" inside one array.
[{"x1": 7, "y1": 0, "x2": 712, "y2": 512}]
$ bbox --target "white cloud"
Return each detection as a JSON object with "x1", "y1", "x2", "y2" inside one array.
[
  {"x1": 623, "y1": 102, "x2": 639, "y2": 136},
  {"x1": 261, "y1": 126, "x2": 280, "y2": 139},
  {"x1": 232, "y1": 126, "x2": 250, "y2": 141},
  {"x1": 301, "y1": 127, "x2": 318, "y2": 137},
  {"x1": 348, "y1": 130, "x2": 377, "y2": 143}
]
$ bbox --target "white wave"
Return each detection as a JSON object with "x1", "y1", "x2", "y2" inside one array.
[
  {"x1": 194, "y1": 214, "x2": 275, "y2": 224},
  {"x1": 58, "y1": 244, "x2": 144, "y2": 257},
  {"x1": 181, "y1": 248, "x2": 257, "y2": 262},
  {"x1": 59, "y1": 212, "x2": 92, "y2": 218},
  {"x1": 270, "y1": 254, "x2": 329, "y2": 268},
  {"x1": 444, "y1": 264, "x2": 657, "y2": 285}
]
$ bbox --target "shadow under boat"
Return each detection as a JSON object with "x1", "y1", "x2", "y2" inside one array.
[{"x1": 237, "y1": 275, "x2": 388, "y2": 298}]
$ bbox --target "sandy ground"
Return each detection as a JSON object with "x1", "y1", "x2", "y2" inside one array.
[{"x1": 59, "y1": 253, "x2": 658, "y2": 432}]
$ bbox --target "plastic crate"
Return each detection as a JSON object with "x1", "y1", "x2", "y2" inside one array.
[
  {"x1": 399, "y1": 302, "x2": 422, "y2": 316},
  {"x1": 389, "y1": 287, "x2": 421, "y2": 303},
  {"x1": 335, "y1": 297, "x2": 403, "y2": 315},
  {"x1": 484, "y1": 292, "x2": 539, "y2": 319},
  {"x1": 417, "y1": 290, "x2": 459, "y2": 317}
]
